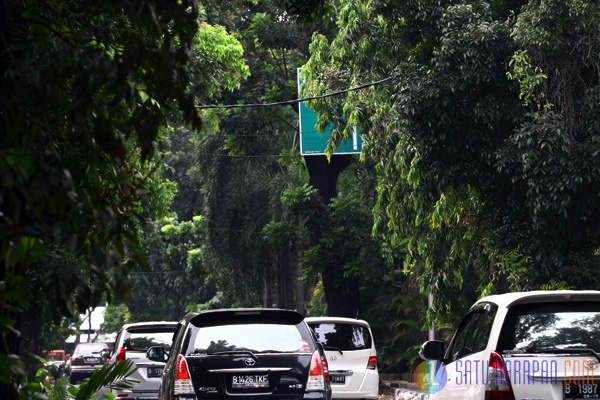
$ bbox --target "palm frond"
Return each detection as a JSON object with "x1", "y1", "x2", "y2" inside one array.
[{"x1": 61, "y1": 360, "x2": 139, "y2": 400}]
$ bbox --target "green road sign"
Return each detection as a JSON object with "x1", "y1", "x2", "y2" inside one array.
[{"x1": 297, "y1": 68, "x2": 363, "y2": 155}]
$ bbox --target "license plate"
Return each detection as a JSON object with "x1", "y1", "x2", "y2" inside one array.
[
  {"x1": 84, "y1": 357, "x2": 100, "y2": 363},
  {"x1": 564, "y1": 383, "x2": 600, "y2": 399},
  {"x1": 147, "y1": 366, "x2": 164, "y2": 378},
  {"x1": 232, "y1": 375, "x2": 269, "y2": 388},
  {"x1": 330, "y1": 375, "x2": 346, "y2": 383}
]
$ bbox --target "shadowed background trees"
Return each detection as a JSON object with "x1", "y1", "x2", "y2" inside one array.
[{"x1": 4, "y1": 0, "x2": 600, "y2": 397}]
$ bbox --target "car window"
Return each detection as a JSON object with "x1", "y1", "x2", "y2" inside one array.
[
  {"x1": 112, "y1": 331, "x2": 123, "y2": 353},
  {"x1": 309, "y1": 322, "x2": 372, "y2": 351},
  {"x1": 47, "y1": 353, "x2": 64, "y2": 361},
  {"x1": 465, "y1": 304, "x2": 496, "y2": 354},
  {"x1": 124, "y1": 330, "x2": 174, "y2": 352},
  {"x1": 497, "y1": 301, "x2": 600, "y2": 353},
  {"x1": 75, "y1": 343, "x2": 107, "y2": 355},
  {"x1": 446, "y1": 303, "x2": 497, "y2": 362},
  {"x1": 185, "y1": 323, "x2": 311, "y2": 355},
  {"x1": 446, "y1": 312, "x2": 476, "y2": 361}
]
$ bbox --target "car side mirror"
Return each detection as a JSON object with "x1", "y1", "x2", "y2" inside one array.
[
  {"x1": 100, "y1": 349, "x2": 110, "y2": 360},
  {"x1": 147, "y1": 346, "x2": 167, "y2": 362},
  {"x1": 419, "y1": 340, "x2": 445, "y2": 361}
]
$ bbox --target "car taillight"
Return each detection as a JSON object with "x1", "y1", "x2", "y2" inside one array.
[
  {"x1": 321, "y1": 354, "x2": 329, "y2": 381},
  {"x1": 115, "y1": 348, "x2": 126, "y2": 362},
  {"x1": 306, "y1": 351, "x2": 326, "y2": 391},
  {"x1": 174, "y1": 354, "x2": 194, "y2": 395},
  {"x1": 485, "y1": 351, "x2": 515, "y2": 400},
  {"x1": 367, "y1": 356, "x2": 377, "y2": 370}
]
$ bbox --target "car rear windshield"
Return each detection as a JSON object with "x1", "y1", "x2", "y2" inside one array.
[
  {"x1": 75, "y1": 343, "x2": 106, "y2": 355},
  {"x1": 124, "y1": 329, "x2": 175, "y2": 351},
  {"x1": 498, "y1": 301, "x2": 600, "y2": 353},
  {"x1": 309, "y1": 322, "x2": 372, "y2": 351},
  {"x1": 185, "y1": 323, "x2": 312, "y2": 355},
  {"x1": 47, "y1": 353, "x2": 64, "y2": 361}
]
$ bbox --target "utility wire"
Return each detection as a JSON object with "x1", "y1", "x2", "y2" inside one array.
[{"x1": 195, "y1": 75, "x2": 395, "y2": 110}]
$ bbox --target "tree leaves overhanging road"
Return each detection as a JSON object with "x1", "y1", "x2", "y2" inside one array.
[
  {"x1": 299, "y1": 0, "x2": 600, "y2": 322},
  {"x1": 3, "y1": 0, "x2": 600, "y2": 398}
]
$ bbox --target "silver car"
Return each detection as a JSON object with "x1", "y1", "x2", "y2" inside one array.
[
  {"x1": 65, "y1": 342, "x2": 110, "y2": 384},
  {"x1": 101, "y1": 321, "x2": 178, "y2": 399}
]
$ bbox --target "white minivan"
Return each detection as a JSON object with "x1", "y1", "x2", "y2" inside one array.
[
  {"x1": 306, "y1": 317, "x2": 379, "y2": 400},
  {"x1": 419, "y1": 290, "x2": 600, "y2": 400}
]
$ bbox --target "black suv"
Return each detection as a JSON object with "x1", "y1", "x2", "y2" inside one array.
[{"x1": 154, "y1": 308, "x2": 332, "y2": 400}]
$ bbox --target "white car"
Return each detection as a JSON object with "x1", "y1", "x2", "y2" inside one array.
[
  {"x1": 100, "y1": 321, "x2": 178, "y2": 399},
  {"x1": 419, "y1": 290, "x2": 600, "y2": 400},
  {"x1": 306, "y1": 317, "x2": 379, "y2": 400}
]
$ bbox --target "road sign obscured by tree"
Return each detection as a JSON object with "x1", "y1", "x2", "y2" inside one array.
[{"x1": 297, "y1": 68, "x2": 363, "y2": 155}]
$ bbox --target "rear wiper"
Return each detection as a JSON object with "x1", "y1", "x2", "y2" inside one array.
[
  {"x1": 212, "y1": 350, "x2": 258, "y2": 360},
  {"x1": 525, "y1": 347, "x2": 600, "y2": 363},
  {"x1": 323, "y1": 345, "x2": 343, "y2": 355},
  {"x1": 256, "y1": 350, "x2": 286, "y2": 354}
]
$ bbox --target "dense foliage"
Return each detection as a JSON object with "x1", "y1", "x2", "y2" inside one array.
[
  {"x1": 300, "y1": 0, "x2": 600, "y2": 326},
  {"x1": 4, "y1": 0, "x2": 600, "y2": 396},
  {"x1": 0, "y1": 0, "x2": 243, "y2": 397}
]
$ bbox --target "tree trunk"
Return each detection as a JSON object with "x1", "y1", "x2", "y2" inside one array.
[
  {"x1": 0, "y1": 318, "x2": 19, "y2": 400},
  {"x1": 0, "y1": 284, "x2": 42, "y2": 400},
  {"x1": 322, "y1": 267, "x2": 362, "y2": 318},
  {"x1": 0, "y1": 7, "x2": 18, "y2": 400},
  {"x1": 294, "y1": 251, "x2": 305, "y2": 314},
  {"x1": 305, "y1": 155, "x2": 351, "y2": 202},
  {"x1": 304, "y1": 155, "x2": 361, "y2": 318},
  {"x1": 264, "y1": 265, "x2": 273, "y2": 307},
  {"x1": 284, "y1": 246, "x2": 295, "y2": 308},
  {"x1": 276, "y1": 246, "x2": 289, "y2": 309}
]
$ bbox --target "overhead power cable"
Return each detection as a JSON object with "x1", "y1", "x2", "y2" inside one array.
[{"x1": 194, "y1": 75, "x2": 395, "y2": 110}]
